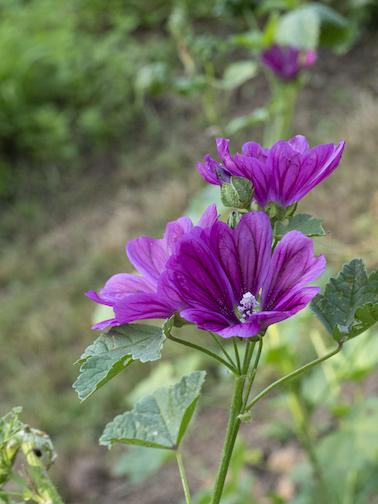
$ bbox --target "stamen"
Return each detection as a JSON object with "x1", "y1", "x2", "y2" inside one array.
[{"x1": 237, "y1": 292, "x2": 259, "y2": 322}]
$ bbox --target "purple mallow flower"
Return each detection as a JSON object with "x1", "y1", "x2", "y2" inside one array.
[
  {"x1": 198, "y1": 135, "x2": 345, "y2": 208},
  {"x1": 165, "y1": 211, "x2": 326, "y2": 338},
  {"x1": 261, "y1": 44, "x2": 317, "y2": 80},
  {"x1": 86, "y1": 204, "x2": 218, "y2": 329}
]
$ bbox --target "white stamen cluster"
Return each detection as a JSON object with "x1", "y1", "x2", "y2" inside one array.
[{"x1": 237, "y1": 292, "x2": 259, "y2": 322}]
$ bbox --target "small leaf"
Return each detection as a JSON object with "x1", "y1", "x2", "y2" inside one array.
[
  {"x1": 100, "y1": 371, "x2": 206, "y2": 449},
  {"x1": 74, "y1": 324, "x2": 166, "y2": 401},
  {"x1": 310, "y1": 259, "x2": 378, "y2": 342},
  {"x1": 274, "y1": 213, "x2": 325, "y2": 238}
]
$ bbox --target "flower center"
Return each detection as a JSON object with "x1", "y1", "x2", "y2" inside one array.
[{"x1": 237, "y1": 292, "x2": 259, "y2": 322}]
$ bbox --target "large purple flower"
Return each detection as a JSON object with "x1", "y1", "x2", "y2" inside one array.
[
  {"x1": 198, "y1": 135, "x2": 345, "y2": 208},
  {"x1": 165, "y1": 211, "x2": 325, "y2": 338},
  {"x1": 261, "y1": 44, "x2": 317, "y2": 80},
  {"x1": 86, "y1": 205, "x2": 218, "y2": 329}
]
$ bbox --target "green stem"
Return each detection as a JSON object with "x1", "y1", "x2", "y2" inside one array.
[
  {"x1": 233, "y1": 338, "x2": 241, "y2": 374},
  {"x1": 246, "y1": 342, "x2": 344, "y2": 411},
  {"x1": 168, "y1": 334, "x2": 238, "y2": 374},
  {"x1": 242, "y1": 337, "x2": 263, "y2": 411},
  {"x1": 210, "y1": 374, "x2": 246, "y2": 504},
  {"x1": 209, "y1": 332, "x2": 238, "y2": 371},
  {"x1": 175, "y1": 450, "x2": 192, "y2": 504},
  {"x1": 263, "y1": 80, "x2": 299, "y2": 146},
  {"x1": 20, "y1": 438, "x2": 64, "y2": 504}
]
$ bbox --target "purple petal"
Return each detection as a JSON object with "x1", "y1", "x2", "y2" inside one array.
[
  {"x1": 99, "y1": 273, "x2": 155, "y2": 303},
  {"x1": 261, "y1": 231, "x2": 326, "y2": 312},
  {"x1": 85, "y1": 290, "x2": 114, "y2": 306},
  {"x1": 293, "y1": 141, "x2": 345, "y2": 201},
  {"x1": 234, "y1": 153, "x2": 272, "y2": 207},
  {"x1": 92, "y1": 318, "x2": 119, "y2": 330},
  {"x1": 242, "y1": 141, "x2": 269, "y2": 162},
  {"x1": 126, "y1": 237, "x2": 168, "y2": 285},
  {"x1": 163, "y1": 217, "x2": 194, "y2": 256},
  {"x1": 288, "y1": 135, "x2": 309, "y2": 155},
  {"x1": 201, "y1": 212, "x2": 271, "y2": 302},
  {"x1": 166, "y1": 232, "x2": 235, "y2": 318},
  {"x1": 216, "y1": 321, "x2": 261, "y2": 338},
  {"x1": 267, "y1": 140, "x2": 304, "y2": 207},
  {"x1": 198, "y1": 155, "x2": 232, "y2": 186},
  {"x1": 275, "y1": 286, "x2": 322, "y2": 314},
  {"x1": 113, "y1": 292, "x2": 178, "y2": 324},
  {"x1": 197, "y1": 161, "x2": 219, "y2": 185},
  {"x1": 198, "y1": 204, "x2": 218, "y2": 228},
  {"x1": 250, "y1": 311, "x2": 291, "y2": 330}
]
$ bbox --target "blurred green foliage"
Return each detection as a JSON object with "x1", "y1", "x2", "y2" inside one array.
[{"x1": 0, "y1": 0, "x2": 375, "y2": 204}]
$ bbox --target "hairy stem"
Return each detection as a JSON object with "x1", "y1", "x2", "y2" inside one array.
[{"x1": 175, "y1": 450, "x2": 192, "y2": 504}]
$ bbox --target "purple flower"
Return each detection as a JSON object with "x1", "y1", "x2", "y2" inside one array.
[
  {"x1": 261, "y1": 44, "x2": 317, "y2": 80},
  {"x1": 165, "y1": 211, "x2": 326, "y2": 338},
  {"x1": 86, "y1": 205, "x2": 218, "y2": 329},
  {"x1": 198, "y1": 135, "x2": 345, "y2": 208}
]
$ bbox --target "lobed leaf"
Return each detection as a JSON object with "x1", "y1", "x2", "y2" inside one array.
[
  {"x1": 274, "y1": 213, "x2": 325, "y2": 238},
  {"x1": 310, "y1": 259, "x2": 378, "y2": 342},
  {"x1": 99, "y1": 371, "x2": 206, "y2": 449},
  {"x1": 73, "y1": 323, "x2": 166, "y2": 401}
]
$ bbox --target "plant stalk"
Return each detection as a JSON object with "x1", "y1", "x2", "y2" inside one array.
[{"x1": 175, "y1": 450, "x2": 192, "y2": 504}]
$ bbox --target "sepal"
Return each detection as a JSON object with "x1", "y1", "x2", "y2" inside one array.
[{"x1": 221, "y1": 176, "x2": 254, "y2": 209}]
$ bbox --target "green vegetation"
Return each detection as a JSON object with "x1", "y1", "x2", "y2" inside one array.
[{"x1": 1, "y1": 0, "x2": 378, "y2": 502}]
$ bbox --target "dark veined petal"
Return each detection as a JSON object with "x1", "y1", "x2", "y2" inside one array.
[
  {"x1": 197, "y1": 156, "x2": 223, "y2": 186},
  {"x1": 198, "y1": 204, "x2": 218, "y2": 228},
  {"x1": 99, "y1": 273, "x2": 155, "y2": 303},
  {"x1": 179, "y1": 308, "x2": 239, "y2": 333},
  {"x1": 200, "y1": 212, "x2": 271, "y2": 302},
  {"x1": 163, "y1": 217, "x2": 194, "y2": 256},
  {"x1": 261, "y1": 230, "x2": 325, "y2": 312},
  {"x1": 166, "y1": 232, "x2": 235, "y2": 318},
  {"x1": 267, "y1": 140, "x2": 304, "y2": 207},
  {"x1": 85, "y1": 290, "x2": 114, "y2": 306},
  {"x1": 249, "y1": 310, "x2": 291, "y2": 330},
  {"x1": 126, "y1": 237, "x2": 168, "y2": 285},
  {"x1": 91, "y1": 318, "x2": 119, "y2": 330},
  {"x1": 273, "y1": 286, "x2": 321, "y2": 314},
  {"x1": 288, "y1": 135, "x2": 309, "y2": 155},
  {"x1": 242, "y1": 141, "x2": 269, "y2": 162},
  {"x1": 113, "y1": 292, "x2": 178, "y2": 324},
  {"x1": 233, "y1": 153, "x2": 273, "y2": 207},
  {"x1": 294, "y1": 141, "x2": 345, "y2": 201}
]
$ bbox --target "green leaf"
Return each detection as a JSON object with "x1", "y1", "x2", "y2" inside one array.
[
  {"x1": 273, "y1": 213, "x2": 325, "y2": 238},
  {"x1": 275, "y1": 7, "x2": 321, "y2": 49},
  {"x1": 221, "y1": 61, "x2": 258, "y2": 90},
  {"x1": 99, "y1": 371, "x2": 206, "y2": 449},
  {"x1": 310, "y1": 259, "x2": 378, "y2": 342},
  {"x1": 73, "y1": 324, "x2": 166, "y2": 401},
  {"x1": 221, "y1": 176, "x2": 253, "y2": 209}
]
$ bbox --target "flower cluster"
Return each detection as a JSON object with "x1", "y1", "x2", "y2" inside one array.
[{"x1": 87, "y1": 133, "x2": 342, "y2": 339}]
